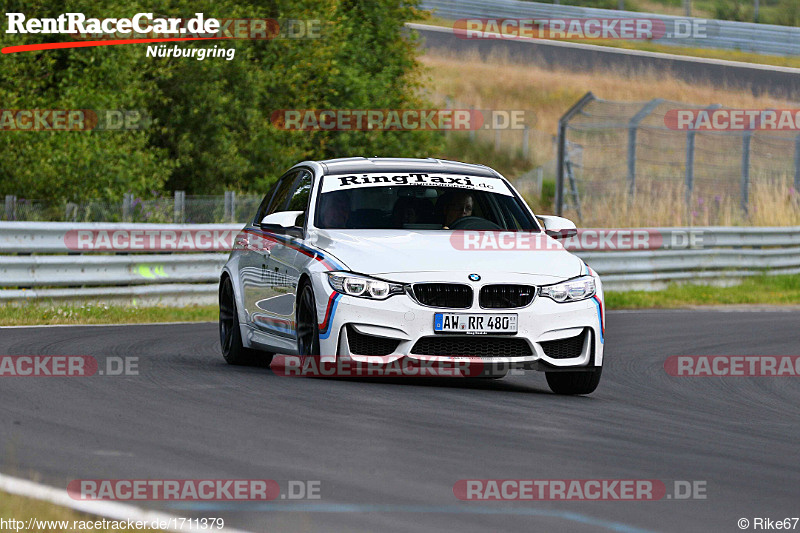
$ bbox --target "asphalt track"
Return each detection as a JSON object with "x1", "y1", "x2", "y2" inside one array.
[
  {"x1": 1, "y1": 310, "x2": 799, "y2": 533},
  {"x1": 413, "y1": 24, "x2": 800, "y2": 99}
]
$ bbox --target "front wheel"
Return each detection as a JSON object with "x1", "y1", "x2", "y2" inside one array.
[
  {"x1": 545, "y1": 367, "x2": 602, "y2": 395},
  {"x1": 296, "y1": 282, "x2": 321, "y2": 358},
  {"x1": 219, "y1": 277, "x2": 273, "y2": 366}
]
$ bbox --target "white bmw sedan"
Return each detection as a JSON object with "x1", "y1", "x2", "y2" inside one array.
[{"x1": 219, "y1": 157, "x2": 605, "y2": 394}]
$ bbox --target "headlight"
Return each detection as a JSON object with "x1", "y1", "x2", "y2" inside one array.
[
  {"x1": 327, "y1": 272, "x2": 405, "y2": 300},
  {"x1": 539, "y1": 276, "x2": 596, "y2": 303}
]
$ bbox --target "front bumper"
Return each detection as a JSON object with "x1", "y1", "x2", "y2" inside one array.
[{"x1": 313, "y1": 271, "x2": 605, "y2": 371}]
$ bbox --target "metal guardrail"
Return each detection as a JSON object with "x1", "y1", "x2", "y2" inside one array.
[
  {"x1": 0, "y1": 222, "x2": 242, "y2": 254},
  {"x1": 420, "y1": 0, "x2": 800, "y2": 56},
  {"x1": 1, "y1": 223, "x2": 799, "y2": 302}
]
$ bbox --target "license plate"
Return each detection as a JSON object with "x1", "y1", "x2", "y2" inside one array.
[{"x1": 433, "y1": 313, "x2": 518, "y2": 335}]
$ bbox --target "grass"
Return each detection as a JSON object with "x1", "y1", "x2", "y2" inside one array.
[
  {"x1": 0, "y1": 489, "x2": 151, "y2": 532},
  {"x1": 605, "y1": 273, "x2": 800, "y2": 308},
  {"x1": 0, "y1": 276, "x2": 799, "y2": 328},
  {"x1": 0, "y1": 302, "x2": 217, "y2": 326}
]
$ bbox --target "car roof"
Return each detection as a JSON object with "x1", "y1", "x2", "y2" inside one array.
[{"x1": 314, "y1": 157, "x2": 502, "y2": 178}]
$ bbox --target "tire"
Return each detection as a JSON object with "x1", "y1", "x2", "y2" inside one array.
[
  {"x1": 545, "y1": 367, "x2": 602, "y2": 395},
  {"x1": 296, "y1": 282, "x2": 321, "y2": 359},
  {"x1": 219, "y1": 277, "x2": 273, "y2": 366}
]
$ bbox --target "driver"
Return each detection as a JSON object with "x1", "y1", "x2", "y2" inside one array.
[{"x1": 437, "y1": 190, "x2": 474, "y2": 228}]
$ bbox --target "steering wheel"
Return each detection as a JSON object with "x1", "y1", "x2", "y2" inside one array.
[{"x1": 447, "y1": 216, "x2": 502, "y2": 230}]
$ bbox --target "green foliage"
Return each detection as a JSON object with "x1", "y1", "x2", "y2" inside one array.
[{"x1": 0, "y1": 0, "x2": 441, "y2": 202}]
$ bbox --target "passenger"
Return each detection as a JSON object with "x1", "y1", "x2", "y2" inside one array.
[{"x1": 319, "y1": 191, "x2": 350, "y2": 228}]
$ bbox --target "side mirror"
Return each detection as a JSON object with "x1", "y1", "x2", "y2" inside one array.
[
  {"x1": 538, "y1": 215, "x2": 577, "y2": 239},
  {"x1": 260, "y1": 210, "x2": 304, "y2": 239}
]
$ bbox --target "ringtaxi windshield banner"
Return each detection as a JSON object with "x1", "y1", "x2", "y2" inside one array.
[{"x1": 320, "y1": 173, "x2": 514, "y2": 196}]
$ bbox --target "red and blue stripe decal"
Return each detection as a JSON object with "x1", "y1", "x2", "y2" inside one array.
[
  {"x1": 583, "y1": 262, "x2": 604, "y2": 344},
  {"x1": 242, "y1": 229, "x2": 345, "y2": 271},
  {"x1": 591, "y1": 294, "x2": 605, "y2": 344},
  {"x1": 318, "y1": 292, "x2": 341, "y2": 340}
]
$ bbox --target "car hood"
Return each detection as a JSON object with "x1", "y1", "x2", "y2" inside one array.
[{"x1": 308, "y1": 230, "x2": 583, "y2": 280}]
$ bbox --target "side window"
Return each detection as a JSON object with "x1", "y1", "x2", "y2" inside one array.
[
  {"x1": 285, "y1": 171, "x2": 313, "y2": 225},
  {"x1": 254, "y1": 183, "x2": 279, "y2": 225},
  {"x1": 264, "y1": 171, "x2": 299, "y2": 219}
]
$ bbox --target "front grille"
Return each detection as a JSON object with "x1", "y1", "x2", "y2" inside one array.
[
  {"x1": 540, "y1": 330, "x2": 587, "y2": 359},
  {"x1": 480, "y1": 284, "x2": 536, "y2": 308},
  {"x1": 347, "y1": 326, "x2": 400, "y2": 356},
  {"x1": 410, "y1": 337, "x2": 533, "y2": 358},
  {"x1": 412, "y1": 283, "x2": 473, "y2": 308}
]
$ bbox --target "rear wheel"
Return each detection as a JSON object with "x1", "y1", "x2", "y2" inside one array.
[
  {"x1": 219, "y1": 277, "x2": 273, "y2": 366},
  {"x1": 545, "y1": 367, "x2": 602, "y2": 395},
  {"x1": 296, "y1": 282, "x2": 321, "y2": 359}
]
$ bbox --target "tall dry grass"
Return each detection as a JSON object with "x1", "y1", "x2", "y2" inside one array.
[
  {"x1": 558, "y1": 179, "x2": 800, "y2": 227},
  {"x1": 422, "y1": 50, "x2": 800, "y2": 226}
]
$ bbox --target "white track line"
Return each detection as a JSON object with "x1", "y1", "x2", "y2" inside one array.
[
  {"x1": 0, "y1": 321, "x2": 216, "y2": 329},
  {"x1": 0, "y1": 473, "x2": 251, "y2": 533}
]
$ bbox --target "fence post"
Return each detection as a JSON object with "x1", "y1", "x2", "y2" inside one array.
[
  {"x1": 794, "y1": 134, "x2": 800, "y2": 192},
  {"x1": 173, "y1": 190, "x2": 185, "y2": 223},
  {"x1": 741, "y1": 131, "x2": 752, "y2": 213},
  {"x1": 224, "y1": 191, "x2": 236, "y2": 223},
  {"x1": 522, "y1": 126, "x2": 530, "y2": 160},
  {"x1": 469, "y1": 106, "x2": 476, "y2": 142},
  {"x1": 65, "y1": 202, "x2": 78, "y2": 222},
  {"x1": 444, "y1": 97, "x2": 452, "y2": 139},
  {"x1": 556, "y1": 92, "x2": 595, "y2": 216},
  {"x1": 122, "y1": 193, "x2": 133, "y2": 222},
  {"x1": 4, "y1": 195, "x2": 16, "y2": 221},
  {"x1": 627, "y1": 98, "x2": 663, "y2": 199},
  {"x1": 685, "y1": 104, "x2": 721, "y2": 220},
  {"x1": 685, "y1": 129, "x2": 696, "y2": 214}
]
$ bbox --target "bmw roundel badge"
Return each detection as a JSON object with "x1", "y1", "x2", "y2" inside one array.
[{"x1": 468, "y1": 273, "x2": 481, "y2": 282}]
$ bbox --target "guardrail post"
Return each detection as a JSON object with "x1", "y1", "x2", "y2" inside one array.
[
  {"x1": 627, "y1": 98, "x2": 663, "y2": 200},
  {"x1": 224, "y1": 191, "x2": 236, "y2": 223},
  {"x1": 4, "y1": 195, "x2": 16, "y2": 221},
  {"x1": 741, "y1": 131, "x2": 752, "y2": 214},
  {"x1": 557, "y1": 92, "x2": 595, "y2": 216},
  {"x1": 173, "y1": 190, "x2": 185, "y2": 223},
  {"x1": 122, "y1": 194, "x2": 133, "y2": 222}
]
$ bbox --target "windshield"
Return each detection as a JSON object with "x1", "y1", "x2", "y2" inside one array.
[{"x1": 314, "y1": 173, "x2": 538, "y2": 231}]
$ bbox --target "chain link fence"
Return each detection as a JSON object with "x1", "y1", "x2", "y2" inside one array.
[
  {"x1": 556, "y1": 92, "x2": 800, "y2": 227},
  {"x1": 1, "y1": 192, "x2": 262, "y2": 224}
]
